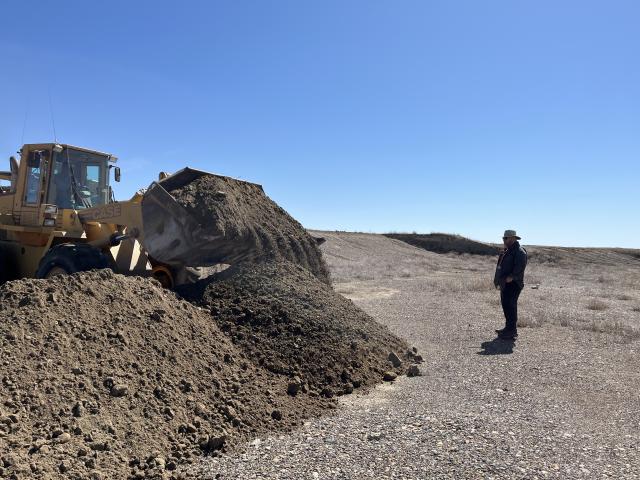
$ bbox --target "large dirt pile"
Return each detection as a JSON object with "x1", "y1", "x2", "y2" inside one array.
[
  {"x1": 1, "y1": 267, "x2": 416, "y2": 479},
  {"x1": 168, "y1": 175, "x2": 330, "y2": 284},
  {"x1": 0, "y1": 271, "x2": 331, "y2": 480},
  {"x1": 179, "y1": 259, "x2": 413, "y2": 397}
]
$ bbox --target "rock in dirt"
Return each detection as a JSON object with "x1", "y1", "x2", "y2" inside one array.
[
  {"x1": 383, "y1": 371, "x2": 398, "y2": 382},
  {"x1": 407, "y1": 347, "x2": 424, "y2": 363},
  {"x1": 72, "y1": 402, "x2": 85, "y2": 418},
  {"x1": 201, "y1": 435, "x2": 226, "y2": 452},
  {"x1": 388, "y1": 351, "x2": 402, "y2": 368},
  {"x1": 287, "y1": 376, "x2": 303, "y2": 396},
  {"x1": 168, "y1": 174, "x2": 331, "y2": 284},
  {"x1": 54, "y1": 432, "x2": 72, "y2": 444},
  {"x1": 407, "y1": 364, "x2": 422, "y2": 377},
  {"x1": 109, "y1": 383, "x2": 129, "y2": 397}
]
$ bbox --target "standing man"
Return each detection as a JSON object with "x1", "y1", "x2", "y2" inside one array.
[{"x1": 494, "y1": 230, "x2": 527, "y2": 340}]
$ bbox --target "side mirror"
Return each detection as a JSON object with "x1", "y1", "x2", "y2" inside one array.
[
  {"x1": 114, "y1": 166, "x2": 121, "y2": 182},
  {"x1": 28, "y1": 151, "x2": 44, "y2": 168}
]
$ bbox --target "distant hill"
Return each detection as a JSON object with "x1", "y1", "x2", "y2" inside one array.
[
  {"x1": 523, "y1": 246, "x2": 640, "y2": 266},
  {"x1": 384, "y1": 233, "x2": 499, "y2": 256}
]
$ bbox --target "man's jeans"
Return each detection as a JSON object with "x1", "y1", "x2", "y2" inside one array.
[{"x1": 500, "y1": 282, "x2": 522, "y2": 332}]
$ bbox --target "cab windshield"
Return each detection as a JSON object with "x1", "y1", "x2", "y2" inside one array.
[{"x1": 47, "y1": 148, "x2": 111, "y2": 209}]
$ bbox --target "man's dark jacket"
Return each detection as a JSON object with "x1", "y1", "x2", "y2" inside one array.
[{"x1": 494, "y1": 241, "x2": 528, "y2": 289}]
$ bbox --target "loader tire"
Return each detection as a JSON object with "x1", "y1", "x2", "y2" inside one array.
[
  {"x1": 36, "y1": 243, "x2": 111, "y2": 279},
  {"x1": 0, "y1": 247, "x2": 7, "y2": 285}
]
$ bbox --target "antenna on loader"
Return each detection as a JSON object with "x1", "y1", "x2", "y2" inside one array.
[
  {"x1": 47, "y1": 86, "x2": 58, "y2": 143},
  {"x1": 20, "y1": 97, "x2": 30, "y2": 145}
]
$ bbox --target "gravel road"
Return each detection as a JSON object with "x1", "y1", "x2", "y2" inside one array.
[{"x1": 191, "y1": 232, "x2": 640, "y2": 479}]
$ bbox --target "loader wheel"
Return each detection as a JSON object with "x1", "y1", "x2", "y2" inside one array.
[
  {"x1": 0, "y1": 248, "x2": 7, "y2": 285},
  {"x1": 36, "y1": 243, "x2": 111, "y2": 279}
]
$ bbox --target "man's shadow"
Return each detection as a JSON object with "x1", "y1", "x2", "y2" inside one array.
[{"x1": 477, "y1": 336, "x2": 515, "y2": 355}]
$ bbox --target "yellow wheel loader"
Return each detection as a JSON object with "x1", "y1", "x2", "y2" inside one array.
[{"x1": 0, "y1": 143, "x2": 257, "y2": 288}]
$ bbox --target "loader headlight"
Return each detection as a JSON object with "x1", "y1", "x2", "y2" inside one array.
[
  {"x1": 44, "y1": 205, "x2": 59, "y2": 215},
  {"x1": 43, "y1": 218, "x2": 56, "y2": 227}
]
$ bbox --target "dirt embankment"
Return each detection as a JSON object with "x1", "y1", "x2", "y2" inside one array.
[
  {"x1": 384, "y1": 233, "x2": 640, "y2": 267},
  {"x1": 385, "y1": 233, "x2": 499, "y2": 256},
  {"x1": 169, "y1": 175, "x2": 330, "y2": 284},
  {"x1": 524, "y1": 246, "x2": 640, "y2": 266}
]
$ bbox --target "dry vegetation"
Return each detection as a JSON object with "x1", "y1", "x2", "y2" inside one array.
[
  {"x1": 586, "y1": 298, "x2": 609, "y2": 311},
  {"x1": 517, "y1": 260, "x2": 640, "y2": 338}
]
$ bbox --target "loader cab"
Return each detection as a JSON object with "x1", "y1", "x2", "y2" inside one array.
[
  {"x1": 46, "y1": 146, "x2": 113, "y2": 209},
  {"x1": 13, "y1": 143, "x2": 118, "y2": 213}
]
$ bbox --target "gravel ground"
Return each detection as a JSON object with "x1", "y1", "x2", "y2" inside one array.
[{"x1": 191, "y1": 232, "x2": 640, "y2": 479}]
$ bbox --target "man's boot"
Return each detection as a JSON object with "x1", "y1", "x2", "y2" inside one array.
[{"x1": 498, "y1": 329, "x2": 518, "y2": 339}]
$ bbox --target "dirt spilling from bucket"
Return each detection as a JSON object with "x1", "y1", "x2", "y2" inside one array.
[
  {"x1": 179, "y1": 259, "x2": 411, "y2": 398},
  {"x1": 168, "y1": 175, "x2": 330, "y2": 284}
]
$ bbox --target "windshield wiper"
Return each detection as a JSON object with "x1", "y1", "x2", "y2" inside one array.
[{"x1": 65, "y1": 151, "x2": 91, "y2": 209}]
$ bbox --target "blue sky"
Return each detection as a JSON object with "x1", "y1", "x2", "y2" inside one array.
[{"x1": 1, "y1": 1, "x2": 638, "y2": 247}]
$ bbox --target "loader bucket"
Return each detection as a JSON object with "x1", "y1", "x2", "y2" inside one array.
[{"x1": 139, "y1": 168, "x2": 262, "y2": 267}]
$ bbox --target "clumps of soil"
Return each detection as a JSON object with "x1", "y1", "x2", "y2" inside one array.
[
  {"x1": 0, "y1": 271, "x2": 331, "y2": 480},
  {"x1": 179, "y1": 259, "x2": 412, "y2": 398},
  {"x1": 1, "y1": 267, "x2": 415, "y2": 479},
  {"x1": 168, "y1": 175, "x2": 330, "y2": 284}
]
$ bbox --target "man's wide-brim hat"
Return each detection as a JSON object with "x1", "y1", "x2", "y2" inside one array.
[{"x1": 503, "y1": 229, "x2": 521, "y2": 240}]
